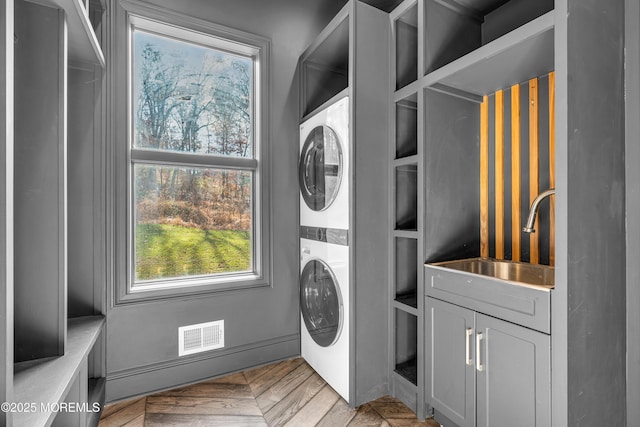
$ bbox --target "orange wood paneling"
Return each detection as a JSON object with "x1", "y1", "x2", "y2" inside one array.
[
  {"x1": 529, "y1": 78, "x2": 540, "y2": 264},
  {"x1": 548, "y1": 72, "x2": 555, "y2": 266},
  {"x1": 494, "y1": 90, "x2": 505, "y2": 259},
  {"x1": 480, "y1": 96, "x2": 489, "y2": 258},
  {"x1": 510, "y1": 84, "x2": 521, "y2": 261},
  {"x1": 479, "y1": 75, "x2": 553, "y2": 265}
]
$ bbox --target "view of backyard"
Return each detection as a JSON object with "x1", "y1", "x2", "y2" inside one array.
[{"x1": 133, "y1": 29, "x2": 254, "y2": 282}]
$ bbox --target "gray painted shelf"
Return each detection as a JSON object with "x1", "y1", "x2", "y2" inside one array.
[
  {"x1": 13, "y1": 316, "x2": 105, "y2": 427},
  {"x1": 423, "y1": 10, "x2": 554, "y2": 97},
  {"x1": 36, "y1": 0, "x2": 105, "y2": 67}
]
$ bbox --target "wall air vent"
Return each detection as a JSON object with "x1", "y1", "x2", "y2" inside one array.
[{"x1": 178, "y1": 320, "x2": 224, "y2": 356}]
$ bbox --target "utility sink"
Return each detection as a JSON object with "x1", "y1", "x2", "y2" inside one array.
[
  {"x1": 425, "y1": 257, "x2": 553, "y2": 333},
  {"x1": 431, "y1": 257, "x2": 554, "y2": 289}
]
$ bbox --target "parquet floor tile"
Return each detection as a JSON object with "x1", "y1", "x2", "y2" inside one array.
[{"x1": 99, "y1": 358, "x2": 438, "y2": 427}]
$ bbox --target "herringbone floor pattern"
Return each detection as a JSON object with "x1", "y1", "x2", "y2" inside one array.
[{"x1": 98, "y1": 357, "x2": 440, "y2": 426}]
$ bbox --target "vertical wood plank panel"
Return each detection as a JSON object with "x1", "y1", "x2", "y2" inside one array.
[
  {"x1": 480, "y1": 96, "x2": 489, "y2": 258},
  {"x1": 529, "y1": 78, "x2": 540, "y2": 264},
  {"x1": 494, "y1": 90, "x2": 504, "y2": 259},
  {"x1": 548, "y1": 72, "x2": 555, "y2": 266},
  {"x1": 511, "y1": 84, "x2": 521, "y2": 261},
  {"x1": 481, "y1": 77, "x2": 552, "y2": 265}
]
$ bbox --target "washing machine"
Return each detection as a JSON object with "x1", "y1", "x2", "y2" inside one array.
[
  {"x1": 299, "y1": 96, "x2": 349, "y2": 230},
  {"x1": 299, "y1": 227, "x2": 350, "y2": 401}
]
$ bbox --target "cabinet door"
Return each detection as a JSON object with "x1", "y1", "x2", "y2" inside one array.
[
  {"x1": 476, "y1": 314, "x2": 550, "y2": 427},
  {"x1": 426, "y1": 297, "x2": 476, "y2": 427}
]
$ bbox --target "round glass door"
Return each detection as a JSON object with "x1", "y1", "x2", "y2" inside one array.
[
  {"x1": 300, "y1": 259, "x2": 343, "y2": 347},
  {"x1": 299, "y1": 125, "x2": 343, "y2": 211}
]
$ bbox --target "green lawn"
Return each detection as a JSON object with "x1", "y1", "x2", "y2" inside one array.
[{"x1": 135, "y1": 224, "x2": 251, "y2": 281}]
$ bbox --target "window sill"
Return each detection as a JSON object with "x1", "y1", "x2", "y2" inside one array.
[{"x1": 114, "y1": 273, "x2": 270, "y2": 305}]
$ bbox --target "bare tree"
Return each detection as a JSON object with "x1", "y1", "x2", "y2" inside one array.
[{"x1": 135, "y1": 41, "x2": 253, "y2": 231}]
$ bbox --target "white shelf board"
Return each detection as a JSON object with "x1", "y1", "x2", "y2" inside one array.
[
  {"x1": 301, "y1": 87, "x2": 350, "y2": 124},
  {"x1": 393, "y1": 229, "x2": 419, "y2": 239},
  {"x1": 423, "y1": 10, "x2": 554, "y2": 97},
  {"x1": 393, "y1": 298, "x2": 419, "y2": 316},
  {"x1": 393, "y1": 155, "x2": 419, "y2": 168},
  {"x1": 390, "y1": 0, "x2": 418, "y2": 23},
  {"x1": 394, "y1": 80, "x2": 419, "y2": 103},
  {"x1": 14, "y1": 316, "x2": 105, "y2": 427},
  {"x1": 33, "y1": 0, "x2": 105, "y2": 67}
]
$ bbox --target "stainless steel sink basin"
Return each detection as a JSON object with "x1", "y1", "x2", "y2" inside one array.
[{"x1": 431, "y1": 257, "x2": 554, "y2": 289}]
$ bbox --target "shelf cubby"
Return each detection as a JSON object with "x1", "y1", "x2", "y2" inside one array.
[
  {"x1": 395, "y1": 94, "x2": 418, "y2": 159},
  {"x1": 424, "y1": 1, "x2": 554, "y2": 97},
  {"x1": 480, "y1": 0, "x2": 554, "y2": 44},
  {"x1": 14, "y1": 0, "x2": 67, "y2": 363},
  {"x1": 395, "y1": 164, "x2": 418, "y2": 231},
  {"x1": 300, "y1": 14, "x2": 349, "y2": 116},
  {"x1": 423, "y1": 0, "x2": 481, "y2": 75},
  {"x1": 395, "y1": 309, "x2": 418, "y2": 385},
  {"x1": 395, "y1": 237, "x2": 418, "y2": 309},
  {"x1": 425, "y1": 10, "x2": 554, "y2": 97},
  {"x1": 394, "y1": 3, "x2": 418, "y2": 90},
  {"x1": 41, "y1": 0, "x2": 106, "y2": 67},
  {"x1": 424, "y1": 0, "x2": 553, "y2": 73},
  {"x1": 89, "y1": 0, "x2": 106, "y2": 35}
]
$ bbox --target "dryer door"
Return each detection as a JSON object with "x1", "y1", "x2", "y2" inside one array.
[
  {"x1": 299, "y1": 125, "x2": 343, "y2": 211},
  {"x1": 300, "y1": 259, "x2": 343, "y2": 347}
]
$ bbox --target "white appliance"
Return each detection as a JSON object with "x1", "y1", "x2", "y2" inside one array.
[
  {"x1": 299, "y1": 234, "x2": 350, "y2": 401},
  {"x1": 299, "y1": 96, "x2": 349, "y2": 230}
]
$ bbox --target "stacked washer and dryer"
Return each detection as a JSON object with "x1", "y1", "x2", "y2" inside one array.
[{"x1": 298, "y1": 96, "x2": 350, "y2": 401}]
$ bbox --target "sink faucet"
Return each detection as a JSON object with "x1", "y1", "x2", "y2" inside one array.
[{"x1": 523, "y1": 188, "x2": 555, "y2": 233}]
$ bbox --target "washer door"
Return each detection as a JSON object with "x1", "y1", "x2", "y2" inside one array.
[
  {"x1": 300, "y1": 259, "x2": 343, "y2": 347},
  {"x1": 299, "y1": 125, "x2": 343, "y2": 211}
]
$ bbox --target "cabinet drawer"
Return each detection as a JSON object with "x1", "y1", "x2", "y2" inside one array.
[{"x1": 425, "y1": 265, "x2": 551, "y2": 334}]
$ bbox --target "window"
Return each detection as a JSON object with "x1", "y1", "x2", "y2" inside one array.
[{"x1": 123, "y1": 13, "x2": 269, "y2": 296}]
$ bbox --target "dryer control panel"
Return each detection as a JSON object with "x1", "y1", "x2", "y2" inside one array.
[{"x1": 300, "y1": 225, "x2": 348, "y2": 246}]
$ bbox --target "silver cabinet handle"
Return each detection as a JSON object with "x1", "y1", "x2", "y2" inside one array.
[
  {"x1": 476, "y1": 332, "x2": 484, "y2": 372},
  {"x1": 465, "y1": 328, "x2": 473, "y2": 366}
]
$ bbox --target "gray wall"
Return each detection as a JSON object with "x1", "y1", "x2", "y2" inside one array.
[
  {"x1": 626, "y1": 0, "x2": 639, "y2": 425},
  {"x1": 96, "y1": 0, "x2": 345, "y2": 401},
  {"x1": 555, "y1": 0, "x2": 627, "y2": 425}
]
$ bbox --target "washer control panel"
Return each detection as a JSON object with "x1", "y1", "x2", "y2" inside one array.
[{"x1": 300, "y1": 226, "x2": 348, "y2": 246}]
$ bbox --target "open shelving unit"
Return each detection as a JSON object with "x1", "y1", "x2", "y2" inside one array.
[
  {"x1": 300, "y1": 10, "x2": 349, "y2": 119},
  {"x1": 7, "y1": 0, "x2": 107, "y2": 425},
  {"x1": 388, "y1": 0, "x2": 554, "y2": 420},
  {"x1": 395, "y1": 3, "x2": 418, "y2": 90},
  {"x1": 299, "y1": 0, "x2": 391, "y2": 408},
  {"x1": 389, "y1": 0, "x2": 422, "y2": 416}
]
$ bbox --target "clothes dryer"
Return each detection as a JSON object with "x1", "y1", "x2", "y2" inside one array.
[
  {"x1": 299, "y1": 227, "x2": 349, "y2": 401},
  {"x1": 299, "y1": 96, "x2": 349, "y2": 230}
]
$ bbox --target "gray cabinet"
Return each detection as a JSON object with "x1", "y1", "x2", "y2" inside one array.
[
  {"x1": 476, "y1": 314, "x2": 550, "y2": 427},
  {"x1": 426, "y1": 297, "x2": 475, "y2": 427},
  {"x1": 426, "y1": 297, "x2": 550, "y2": 427}
]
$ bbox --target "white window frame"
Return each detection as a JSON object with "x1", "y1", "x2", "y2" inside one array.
[{"x1": 112, "y1": 1, "x2": 271, "y2": 304}]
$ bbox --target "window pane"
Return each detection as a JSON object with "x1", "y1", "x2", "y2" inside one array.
[
  {"x1": 134, "y1": 164, "x2": 253, "y2": 282},
  {"x1": 133, "y1": 29, "x2": 253, "y2": 157}
]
